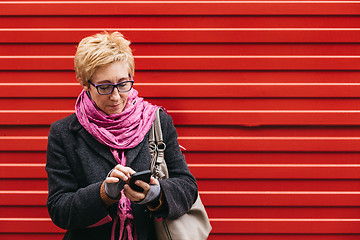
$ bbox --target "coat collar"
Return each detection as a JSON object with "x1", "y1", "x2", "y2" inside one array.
[{"x1": 68, "y1": 114, "x2": 146, "y2": 167}]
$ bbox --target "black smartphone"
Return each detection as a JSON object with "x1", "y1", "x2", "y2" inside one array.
[{"x1": 128, "y1": 170, "x2": 152, "y2": 192}]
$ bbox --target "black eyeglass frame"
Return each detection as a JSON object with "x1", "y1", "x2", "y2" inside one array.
[{"x1": 88, "y1": 75, "x2": 134, "y2": 95}]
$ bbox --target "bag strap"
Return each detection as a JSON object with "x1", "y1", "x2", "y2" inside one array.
[
  {"x1": 150, "y1": 108, "x2": 168, "y2": 179},
  {"x1": 149, "y1": 122, "x2": 156, "y2": 173}
]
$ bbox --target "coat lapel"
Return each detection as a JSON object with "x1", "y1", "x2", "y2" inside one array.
[
  {"x1": 69, "y1": 114, "x2": 150, "y2": 168},
  {"x1": 125, "y1": 134, "x2": 150, "y2": 168},
  {"x1": 69, "y1": 115, "x2": 117, "y2": 166}
]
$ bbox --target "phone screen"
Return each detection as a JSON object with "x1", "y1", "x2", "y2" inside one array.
[{"x1": 128, "y1": 170, "x2": 151, "y2": 192}]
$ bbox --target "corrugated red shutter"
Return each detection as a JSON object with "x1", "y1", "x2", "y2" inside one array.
[{"x1": 1, "y1": 1, "x2": 360, "y2": 239}]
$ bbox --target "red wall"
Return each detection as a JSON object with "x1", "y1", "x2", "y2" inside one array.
[{"x1": 1, "y1": 1, "x2": 360, "y2": 239}]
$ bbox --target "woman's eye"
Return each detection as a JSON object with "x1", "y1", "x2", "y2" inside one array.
[{"x1": 99, "y1": 85, "x2": 112, "y2": 90}]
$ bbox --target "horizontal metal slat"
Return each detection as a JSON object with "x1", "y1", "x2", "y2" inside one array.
[
  {"x1": 2, "y1": 164, "x2": 360, "y2": 179},
  {"x1": 189, "y1": 164, "x2": 360, "y2": 179},
  {"x1": 185, "y1": 152, "x2": 360, "y2": 165},
  {"x1": 1, "y1": 98, "x2": 359, "y2": 111},
  {"x1": 0, "y1": 233, "x2": 64, "y2": 240},
  {"x1": 136, "y1": 179, "x2": 360, "y2": 192},
  {"x1": 1, "y1": 217, "x2": 360, "y2": 234},
  {"x1": 1, "y1": 17, "x2": 360, "y2": 29},
  {"x1": 0, "y1": 191, "x2": 47, "y2": 206},
  {"x1": 0, "y1": 29, "x2": 359, "y2": 43},
  {"x1": 2, "y1": 71, "x2": 360, "y2": 84},
  {"x1": 2, "y1": 83, "x2": 360, "y2": 98},
  {"x1": 179, "y1": 137, "x2": 360, "y2": 151},
  {"x1": 201, "y1": 191, "x2": 360, "y2": 207},
  {"x1": 0, "y1": 137, "x2": 48, "y2": 151},
  {"x1": 0, "y1": 180, "x2": 48, "y2": 191},
  {"x1": 7, "y1": 125, "x2": 360, "y2": 138},
  {"x1": 0, "y1": 206, "x2": 49, "y2": 218},
  {"x1": 133, "y1": 99, "x2": 360, "y2": 111},
  {"x1": 3, "y1": 206, "x2": 360, "y2": 219},
  {"x1": 0, "y1": 152, "x2": 46, "y2": 164},
  {"x1": 209, "y1": 218, "x2": 360, "y2": 234},
  {"x1": 0, "y1": 218, "x2": 62, "y2": 233},
  {"x1": 2, "y1": 43, "x2": 360, "y2": 56},
  {"x1": 0, "y1": 84, "x2": 82, "y2": 98},
  {"x1": 1, "y1": 110, "x2": 360, "y2": 126},
  {"x1": 2, "y1": 191, "x2": 360, "y2": 207},
  {"x1": 1, "y1": 1, "x2": 360, "y2": 16},
  {"x1": 1, "y1": 136, "x2": 360, "y2": 151},
  {"x1": 2, "y1": 152, "x2": 360, "y2": 165},
  {"x1": 5, "y1": 179, "x2": 360, "y2": 192},
  {"x1": 0, "y1": 111, "x2": 72, "y2": 125},
  {"x1": 206, "y1": 207, "x2": 360, "y2": 219},
  {"x1": 171, "y1": 110, "x2": 360, "y2": 126},
  {"x1": 6, "y1": 234, "x2": 360, "y2": 240},
  {"x1": 0, "y1": 164, "x2": 46, "y2": 179},
  {"x1": 1, "y1": 55, "x2": 360, "y2": 70},
  {"x1": 209, "y1": 235, "x2": 360, "y2": 240},
  {"x1": 138, "y1": 83, "x2": 360, "y2": 98}
]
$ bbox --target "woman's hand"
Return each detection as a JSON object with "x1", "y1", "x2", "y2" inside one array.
[
  {"x1": 106, "y1": 164, "x2": 136, "y2": 183},
  {"x1": 104, "y1": 165, "x2": 136, "y2": 200},
  {"x1": 124, "y1": 176, "x2": 159, "y2": 202}
]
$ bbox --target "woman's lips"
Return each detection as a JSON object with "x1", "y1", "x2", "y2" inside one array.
[{"x1": 109, "y1": 104, "x2": 120, "y2": 108}]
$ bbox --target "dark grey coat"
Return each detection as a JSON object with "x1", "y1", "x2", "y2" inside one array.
[{"x1": 46, "y1": 111, "x2": 197, "y2": 240}]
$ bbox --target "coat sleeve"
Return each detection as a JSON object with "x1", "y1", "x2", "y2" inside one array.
[
  {"x1": 46, "y1": 121, "x2": 110, "y2": 230},
  {"x1": 156, "y1": 111, "x2": 198, "y2": 219}
]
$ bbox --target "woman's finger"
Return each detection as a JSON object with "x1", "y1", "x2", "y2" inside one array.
[
  {"x1": 105, "y1": 177, "x2": 120, "y2": 183},
  {"x1": 149, "y1": 176, "x2": 159, "y2": 185},
  {"x1": 124, "y1": 184, "x2": 145, "y2": 202},
  {"x1": 110, "y1": 169, "x2": 129, "y2": 181},
  {"x1": 110, "y1": 165, "x2": 136, "y2": 181},
  {"x1": 135, "y1": 180, "x2": 151, "y2": 193},
  {"x1": 114, "y1": 165, "x2": 136, "y2": 177}
]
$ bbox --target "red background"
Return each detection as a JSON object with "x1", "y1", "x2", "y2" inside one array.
[{"x1": 1, "y1": 1, "x2": 360, "y2": 239}]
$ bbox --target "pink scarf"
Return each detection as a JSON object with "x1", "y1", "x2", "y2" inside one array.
[{"x1": 75, "y1": 88, "x2": 158, "y2": 240}]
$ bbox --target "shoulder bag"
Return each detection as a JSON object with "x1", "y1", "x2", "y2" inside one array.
[{"x1": 149, "y1": 108, "x2": 212, "y2": 240}]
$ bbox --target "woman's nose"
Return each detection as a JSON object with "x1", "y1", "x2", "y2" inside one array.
[{"x1": 109, "y1": 87, "x2": 121, "y2": 100}]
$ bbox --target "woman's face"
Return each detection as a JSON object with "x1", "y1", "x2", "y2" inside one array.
[{"x1": 85, "y1": 61, "x2": 130, "y2": 115}]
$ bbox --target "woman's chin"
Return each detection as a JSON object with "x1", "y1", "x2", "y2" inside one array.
[{"x1": 105, "y1": 106, "x2": 124, "y2": 115}]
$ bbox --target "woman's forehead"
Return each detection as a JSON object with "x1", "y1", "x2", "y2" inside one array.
[{"x1": 91, "y1": 61, "x2": 130, "y2": 83}]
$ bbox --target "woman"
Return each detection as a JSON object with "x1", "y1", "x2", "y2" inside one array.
[{"x1": 46, "y1": 32, "x2": 198, "y2": 240}]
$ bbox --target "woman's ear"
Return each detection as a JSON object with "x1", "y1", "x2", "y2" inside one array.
[{"x1": 79, "y1": 78, "x2": 90, "y2": 91}]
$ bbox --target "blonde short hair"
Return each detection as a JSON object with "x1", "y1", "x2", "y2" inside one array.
[{"x1": 74, "y1": 31, "x2": 135, "y2": 87}]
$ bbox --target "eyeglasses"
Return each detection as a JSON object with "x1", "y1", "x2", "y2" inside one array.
[{"x1": 88, "y1": 76, "x2": 134, "y2": 95}]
